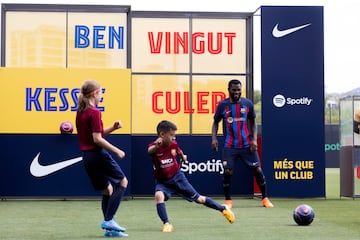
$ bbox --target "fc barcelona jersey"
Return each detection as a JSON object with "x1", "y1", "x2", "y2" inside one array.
[
  {"x1": 213, "y1": 97, "x2": 255, "y2": 149},
  {"x1": 148, "y1": 140, "x2": 183, "y2": 180}
]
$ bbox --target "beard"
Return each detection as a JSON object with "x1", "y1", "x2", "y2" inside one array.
[{"x1": 230, "y1": 94, "x2": 240, "y2": 102}]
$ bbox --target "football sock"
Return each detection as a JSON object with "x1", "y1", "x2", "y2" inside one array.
[
  {"x1": 105, "y1": 185, "x2": 126, "y2": 221},
  {"x1": 101, "y1": 195, "x2": 110, "y2": 218},
  {"x1": 254, "y1": 169, "x2": 267, "y2": 199},
  {"x1": 223, "y1": 173, "x2": 232, "y2": 200},
  {"x1": 156, "y1": 202, "x2": 169, "y2": 224},
  {"x1": 204, "y1": 197, "x2": 225, "y2": 211}
]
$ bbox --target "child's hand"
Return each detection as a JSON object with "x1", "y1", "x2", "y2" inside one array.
[
  {"x1": 115, "y1": 149, "x2": 125, "y2": 159},
  {"x1": 181, "y1": 154, "x2": 187, "y2": 163},
  {"x1": 113, "y1": 121, "x2": 123, "y2": 130},
  {"x1": 155, "y1": 137, "x2": 163, "y2": 148}
]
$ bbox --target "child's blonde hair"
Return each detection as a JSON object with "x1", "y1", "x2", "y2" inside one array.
[{"x1": 77, "y1": 80, "x2": 101, "y2": 112}]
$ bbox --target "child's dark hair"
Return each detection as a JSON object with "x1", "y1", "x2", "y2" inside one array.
[{"x1": 156, "y1": 120, "x2": 177, "y2": 135}]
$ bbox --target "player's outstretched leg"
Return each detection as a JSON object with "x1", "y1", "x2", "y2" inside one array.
[
  {"x1": 199, "y1": 196, "x2": 235, "y2": 224},
  {"x1": 222, "y1": 205, "x2": 235, "y2": 223}
]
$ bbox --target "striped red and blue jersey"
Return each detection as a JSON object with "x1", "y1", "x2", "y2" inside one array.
[{"x1": 213, "y1": 97, "x2": 256, "y2": 149}]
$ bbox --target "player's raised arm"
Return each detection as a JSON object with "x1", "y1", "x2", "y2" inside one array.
[{"x1": 148, "y1": 137, "x2": 163, "y2": 154}]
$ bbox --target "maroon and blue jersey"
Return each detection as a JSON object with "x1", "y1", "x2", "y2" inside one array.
[
  {"x1": 76, "y1": 106, "x2": 104, "y2": 151},
  {"x1": 213, "y1": 97, "x2": 255, "y2": 149},
  {"x1": 148, "y1": 140, "x2": 183, "y2": 180}
]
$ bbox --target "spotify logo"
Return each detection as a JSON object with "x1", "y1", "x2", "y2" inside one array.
[{"x1": 273, "y1": 94, "x2": 286, "y2": 107}]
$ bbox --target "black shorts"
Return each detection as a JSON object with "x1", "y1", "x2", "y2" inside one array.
[
  {"x1": 83, "y1": 148, "x2": 125, "y2": 191},
  {"x1": 222, "y1": 147, "x2": 260, "y2": 170},
  {"x1": 155, "y1": 170, "x2": 200, "y2": 202}
]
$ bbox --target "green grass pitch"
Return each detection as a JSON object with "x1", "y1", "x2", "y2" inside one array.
[{"x1": 1, "y1": 169, "x2": 360, "y2": 240}]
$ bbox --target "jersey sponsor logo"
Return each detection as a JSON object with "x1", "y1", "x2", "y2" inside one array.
[
  {"x1": 30, "y1": 152, "x2": 83, "y2": 177},
  {"x1": 272, "y1": 23, "x2": 311, "y2": 38},
  {"x1": 160, "y1": 158, "x2": 174, "y2": 168},
  {"x1": 227, "y1": 117, "x2": 245, "y2": 123},
  {"x1": 161, "y1": 158, "x2": 173, "y2": 165}
]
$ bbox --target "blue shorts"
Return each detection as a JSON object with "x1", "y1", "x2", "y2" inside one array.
[
  {"x1": 83, "y1": 148, "x2": 125, "y2": 191},
  {"x1": 222, "y1": 147, "x2": 260, "y2": 170},
  {"x1": 155, "y1": 170, "x2": 200, "y2": 202}
]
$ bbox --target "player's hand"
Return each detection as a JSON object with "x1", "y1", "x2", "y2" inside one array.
[
  {"x1": 155, "y1": 137, "x2": 163, "y2": 148},
  {"x1": 115, "y1": 149, "x2": 125, "y2": 159},
  {"x1": 250, "y1": 140, "x2": 258, "y2": 152},
  {"x1": 211, "y1": 139, "x2": 218, "y2": 151},
  {"x1": 181, "y1": 154, "x2": 187, "y2": 163},
  {"x1": 113, "y1": 120, "x2": 123, "y2": 130}
]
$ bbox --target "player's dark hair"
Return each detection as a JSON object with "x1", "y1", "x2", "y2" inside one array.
[
  {"x1": 77, "y1": 80, "x2": 101, "y2": 112},
  {"x1": 156, "y1": 120, "x2": 177, "y2": 135},
  {"x1": 228, "y1": 79, "x2": 241, "y2": 90}
]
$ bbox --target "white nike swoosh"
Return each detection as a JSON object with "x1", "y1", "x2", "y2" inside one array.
[
  {"x1": 272, "y1": 23, "x2": 311, "y2": 38},
  {"x1": 30, "y1": 152, "x2": 83, "y2": 177}
]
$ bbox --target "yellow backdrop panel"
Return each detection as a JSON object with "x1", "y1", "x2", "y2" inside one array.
[
  {"x1": 132, "y1": 75, "x2": 190, "y2": 134},
  {"x1": 0, "y1": 68, "x2": 131, "y2": 134}
]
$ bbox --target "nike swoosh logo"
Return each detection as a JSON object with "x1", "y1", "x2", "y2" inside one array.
[
  {"x1": 30, "y1": 152, "x2": 83, "y2": 177},
  {"x1": 272, "y1": 23, "x2": 311, "y2": 38}
]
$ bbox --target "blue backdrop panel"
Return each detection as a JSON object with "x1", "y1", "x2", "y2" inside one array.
[
  {"x1": 0, "y1": 134, "x2": 131, "y2": 197},
  {"x1": 0, "y1": 134, "x2": 253, "y2": 197},
  {"x1": 261, "y1": 6, "x2": 325, "y2": 197},
  {"x1": 131, "y1": 135, "x2": 253, "y2": 196}
]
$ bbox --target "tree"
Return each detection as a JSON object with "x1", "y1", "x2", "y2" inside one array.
[{"x1": 253, "y1": 90, "x2": 261, "y2": 105}]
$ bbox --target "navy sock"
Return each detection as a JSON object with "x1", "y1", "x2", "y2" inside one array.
[
  {"x1": 101, "y1": 195, "x2": 110, "y2": 218},
  {"x1": 156, "y1": 202, "x2": 169, "y2": 224},
  {"x1": 204, "y1": 197, "x2": 225, "y2": 211},
  {"x1": 223, "y1": 173, "x2": 232, "y2": 200},
  {"x1": 105, "y1": 185, "x2": 126, "y2": 221}
]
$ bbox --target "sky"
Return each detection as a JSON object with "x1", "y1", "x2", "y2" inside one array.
[{"x1": 0, "y1": 0, "x2": 359, "y2": 94}]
